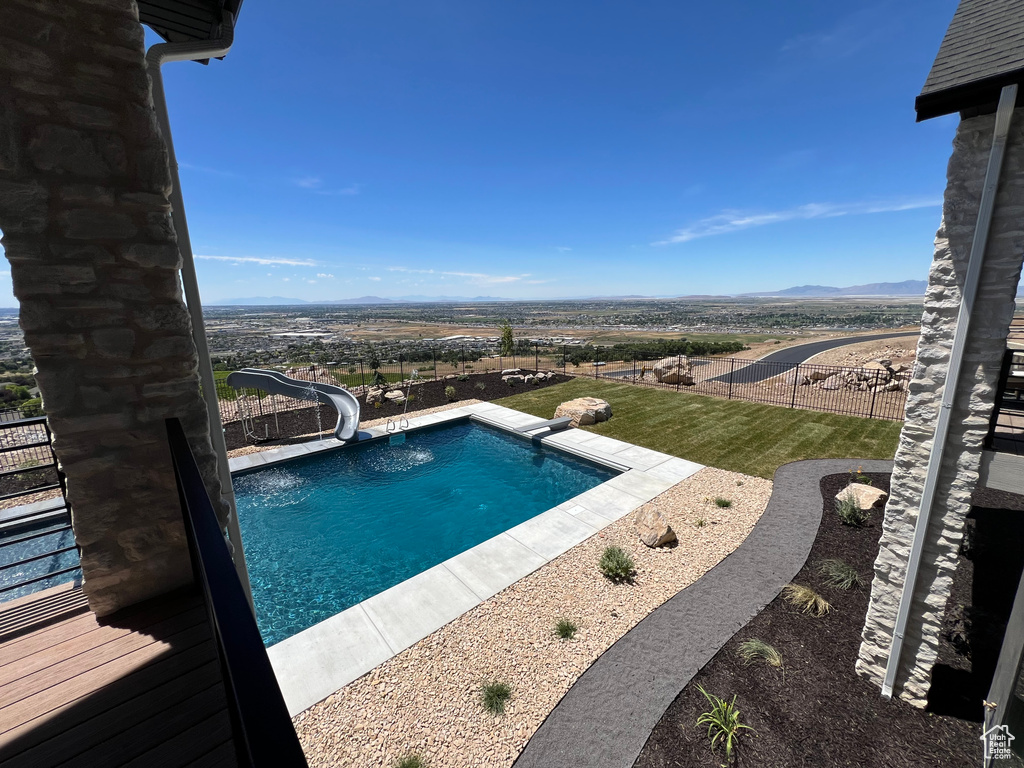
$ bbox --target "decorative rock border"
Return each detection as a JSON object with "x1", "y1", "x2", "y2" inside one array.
[{"x1": 513, "y1": 458, "x2": 894, "y2": 768}]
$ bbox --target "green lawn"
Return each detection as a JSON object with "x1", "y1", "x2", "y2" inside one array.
[{"x1": 495, "y1": 378, "x2": 901, "y2": 479}]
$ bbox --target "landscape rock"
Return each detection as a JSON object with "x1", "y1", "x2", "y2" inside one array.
[
  {"x1": 651, "y1": 355, "x2": 690, "y2": 384},
  {"x1": 837, "y1": 483, "x2": 888, "y2": 511},
  {"x1": 365, "y1": 387, "x2": 383, "y2": 405},
  {"x1": 554, "y1": 396, "x2": 612, "y2": 427},
  {"x1": 501, "y1": 368, "x2": 521, "y2": 376},
  {"x1": 783, "y1": 371, "x2": 810, "y2": 387},
  {"x1": 384, "y1": 390, "x2": 405, "y2": 402},
  {"x1": 637, "y1": 507, "x2": 676, "y2": 547},
  {"x1": 820, "y1": 374, "x2": 844, "y2": 390},
  {"x1": 502, "y1": 374, "x2": 524, "y2": 384}
]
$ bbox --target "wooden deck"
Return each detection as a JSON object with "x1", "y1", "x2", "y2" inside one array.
[{"x1": 0, "y1": 582, "x2": 238, "y2": 767}]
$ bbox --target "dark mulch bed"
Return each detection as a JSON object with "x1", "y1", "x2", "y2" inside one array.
[
  {"x1": 634, "y1": 471, "x2": 980, "y2": 768},
  {"x1": 0, "y1": 465, "x2": 60, "y2": 498},
  {"x1": 929, "y1": 486, "x2": 1024, "y2": 720},
  {"x1": 223, "y1": 371, "x2": 571, "y2": 451}
]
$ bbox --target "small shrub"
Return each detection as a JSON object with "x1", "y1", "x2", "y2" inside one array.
[
  {"x1": 394, "y1": 755, "x2": 426, "y2": 768},
  {"x1": 444, "y1": 385, "x2": 457, "y2": 402},
  {"x1": 818, "y1": 558, "x2": 862, "y2": 590},
  {"x1": 599, "y1": 545, "x2": 636, "y2": 582},
  {"x1": 458, "y1": 374, "x2": 469, "y2": 381},
  {"x1": 714, "y1": 497, "x2": 732, "y2": 508},
  {"x1": 695, "y1": 518, "x2": 707, "y2": 528},
  {"x1": 836, "y1": 492, "x2": 869, "y2": 527},
  {"x1": 695, "y1": 686, "x2": 753, "y2": 762},
  {"x1": 371, "y1": 370, "x2": 388, "y2": 388},
  {"x1": 475, "y1": 382, "x2": 487, "y2": 391},
  {"x1": 481, "y1": 681, "x2": 512, "y2": 715},
  {"x1": 374, "y1": 401, "x2": 383, "y2": 409},
  {"x1": 736, "y1": 638, "x2": 782, "y2": 668},
  {"x1": 555, "y1": 618, "x2": 578, "y2": 640},
  {"x1": 850, "y1": 466, "x2": 873, "y2": 485},
  {"x1": 18, "y1": 398, "x2": 42, "y2": 418},
  {"x1": 782, "y1": 583, "x2": 831, "y2": 617},
  {"x1": 406, "y1": 394, "x2": 416, "y2": 403},
  {"x1": 735, "y1": 480, "x2": 744, "y2": 486}
]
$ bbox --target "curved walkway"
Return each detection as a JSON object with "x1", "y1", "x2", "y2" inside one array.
[
  {"x1": 513, "y1": 457, "x2": 894, "y2": 768},
  {"x1": 711, "y1": 331, "x2": 918, "y2": 385}
]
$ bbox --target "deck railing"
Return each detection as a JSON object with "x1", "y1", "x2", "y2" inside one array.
[
  {"x1": 985, "y1": 348, "x2": 1024, "y2": 455},
  {"x1": 0, "y1": 415, "x2": 78, "y2": 601},
  {"x1": 166, "y1": 417, "x2": 308, "y2": 768}
]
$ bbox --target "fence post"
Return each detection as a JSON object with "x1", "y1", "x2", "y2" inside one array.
[
  {"x1": 563, "y1": 345, "x2": 566, "y2": 375},
  {"x1": 676, "y1": 354, "x2": 681, "y2": 391},
  {"x1": 398, "y1": 354, "x2": 404, "y2": 383},
  {"x1": 432, "y1": 348, "x2": 437, "y2": 380},
  {"x1": 594, "y1": 347, "x2": 599, "y2": 379},
  {"x1": 790, "y1": 364, "x2": 800, "y2": 409},
  {"x1": 728, "y1": 357, "x2": 735, "y2": 399},
  {"x1": 868, "y1": 370, "x2": 879, "y2": 419},
  {"x1": 360, "y1": 360, "x2": 365, "y2": 389},
  {"x1": 535, "y1": 343, "x2": 539, "y2": 372},
  {"x1": 461, "y1": 346, "x2": 466, "y2": 375}
]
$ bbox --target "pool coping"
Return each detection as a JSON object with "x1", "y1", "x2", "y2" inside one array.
[{"x1": 229, "y1": 402, "x2": 705, "y2": 716}]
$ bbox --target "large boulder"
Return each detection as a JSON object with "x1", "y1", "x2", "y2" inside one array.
[
  {"x1": 638, "y1": 508, "x2": 676, "y2": 548},
  {"x1": 503, "y1": 374, "x2": 525, "y2": 384},
  {"x1": 783, "y1": 370, "x2": 810, "y2": 387},
  {"x1": 554, "y1": 397, "x2": 612, "y2": 427},
  {"x1": 384, "y1": 390, "x2": 405, "y2": 403},
  {"x1": 652, "y1": 356, "x2": 691, "y2": 384},
  {"x1": 365, "y1": 387, "x2": 384, "y2": 405},
  {"x1": 819, "y1": 374, "x2": 845, "y2": 390},
  {"x1": 836, "y1": 483, "x2": 888, "y2": 511}
]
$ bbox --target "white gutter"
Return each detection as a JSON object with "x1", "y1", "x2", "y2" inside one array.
[
  {"x1": 145, "y1": 13, "x2": 255, "y2": 612},
  {"x1": 881, "y1": 84, "x2": 1018, "y2": 698}
]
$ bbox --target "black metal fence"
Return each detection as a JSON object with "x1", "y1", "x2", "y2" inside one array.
[
  {"x1": 214, "y1": 343, "x2": 910, "y2": 424},
  {"x1": 0, "y1": 416, "x2": 78, "y2": 602},
  {"x1": 985, "y1": 348, "x2": 1024, "y2": 454}
]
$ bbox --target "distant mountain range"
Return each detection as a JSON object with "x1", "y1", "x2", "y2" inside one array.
[
  {"x1": 207, "y1": 279, "x2": 1023, "y2": 306},
  {"x1": 740, "y1": 280, "x2": 929, "y2": 297},
  {"x1": 208, "y1": 295, "x2": 513, "y2": 306}
]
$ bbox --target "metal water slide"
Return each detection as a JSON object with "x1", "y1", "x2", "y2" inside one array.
[{"x1": 225, "y1": 368, "x2": 361, "y2": 442}]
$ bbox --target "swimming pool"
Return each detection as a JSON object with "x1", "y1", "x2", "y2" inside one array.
[{"x1": 234, "y1": 420, "x2": 619, "y2": 645}]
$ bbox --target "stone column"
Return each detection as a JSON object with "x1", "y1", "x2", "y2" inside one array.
[
  {"x1": 0, "y1": 0, "x2": 230, "y2": 615},
  {"x1": 857, "y1": 106, "x2": 1024, "y2": 705}
]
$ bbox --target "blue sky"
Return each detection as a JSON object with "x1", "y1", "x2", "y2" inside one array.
[{"x1": 5, "y1": 1, "x2": 963, "y2": 304}]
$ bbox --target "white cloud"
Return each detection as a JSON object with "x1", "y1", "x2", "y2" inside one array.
[
  {"x1": 196, "y1": 254, "x2": 318, "y2": 267},
  {"x1": 387, "y1": 266, "x2": 531, "y2": 285},
  {"x1": 368, "y1": 276, "x2": 381, "y2": 281},
  {"x1": 294, "y1": 176, "x2": 322, "y2": 189},
  {"x1": 556, "y1": 246, "x2": 572, "y2": 252},
  {"x1": 293, "y1": 176, "x2": 359, "y2": 196},
  {"x1": 315, "y1": 184, "x2": 360, "y2": 196},
  {"x1": 282, "y1": 277, "x2": 290, "y2": 282},
  {"x1": 653, "y1": 198, "x2": 941, "y2": 245},
  {"x1": 316, "y1": 273, "x2": 335, "y2": 279}
]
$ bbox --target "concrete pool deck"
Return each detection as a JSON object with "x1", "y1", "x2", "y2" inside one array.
[{"x1": 227, "y1": 402, "x2": 704, "y2": 716}]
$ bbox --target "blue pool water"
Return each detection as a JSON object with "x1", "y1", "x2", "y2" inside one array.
[{"x1": 234, "y1": 420, "x2": 618, "y2": 646}]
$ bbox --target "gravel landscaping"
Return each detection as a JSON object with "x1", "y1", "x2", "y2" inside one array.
[{"x1": 293, "y1": 467, "x2": 771, "y2": 768}]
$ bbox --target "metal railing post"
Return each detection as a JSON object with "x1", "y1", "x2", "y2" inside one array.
[
  {"x1": 535, "y1": 343, "x2": 539, "y2": 372},
  {"x1": 676, "y1": 354, "x2": 681, "y2": 391},
  {"x1": 868, "y1": 370, "x2": 880, "y2": 419},
  {"x1": 359, "y1": 360, "x2": 365, "y2": 389},
  {"x1": 399, "y1": 354, "x2": 404, "y2": 383},
  {"x1": 432, "y1": 348, "x2": 437, "y2": 380},
  {"x1": 728, "y1": 357, "x2": 735, "y2": 399},
  {"x1": 790, "y1": 364, "x2": 800, "y2": 409}
]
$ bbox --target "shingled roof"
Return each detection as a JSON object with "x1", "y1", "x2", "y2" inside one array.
[
  {"x1": 138, "y1": 0, "x2": 244, "y2": 45},
  {"x1": 916, "y1": 0, "x2": 1024, "y2": 121}
]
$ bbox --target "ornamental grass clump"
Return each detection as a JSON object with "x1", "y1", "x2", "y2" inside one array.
[
  {"x1": 782, "y1": 583, "x2": 832, "y2": 617},
  {"x1": 394, "y1": 755, "x2": 426, "y2": 768},
  {"x1": 836, "y1": 491, "x2": 870, "y2": 527},
  {"x1": 736, "y1": 638, "x2": 783, "y2": 669},
  {"x1": 481, "y1": 681, "x2": 512, "y2": 715},
  {"x1": 444, "y1": 385, "x2": 457, "y2": 402},
  {"x1": 599, "y1": 545, "x2": 636, "y2": 582},
  {"x1": 818, "y1": 558, "x2": 863, "y2": 590},
  {"x1": 555, "y1": 618, "x2": 578, "y2": 640},
  {"x1": 695, "y1": 686, "x2": 753, "y2": 763},
  {"x1": 714, "y1": 497, "x2": 732, "y2": 508}
]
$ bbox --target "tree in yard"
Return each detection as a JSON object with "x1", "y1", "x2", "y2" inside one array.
[{"x1": 499, "y1": 321, "x2": 515, "y2": 357}]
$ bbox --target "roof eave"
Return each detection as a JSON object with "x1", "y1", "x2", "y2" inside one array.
[{"x1": 915, "y1": 67, "x2": 1024, "y2": 121}]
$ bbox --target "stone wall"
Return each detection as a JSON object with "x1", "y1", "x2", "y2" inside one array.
[
  {"x1": 857, "y1": 105, "x2": 1024, "y2": 705},
  {"x1": 0, "y1": 0, "x2": 229, "y2": 615}
]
